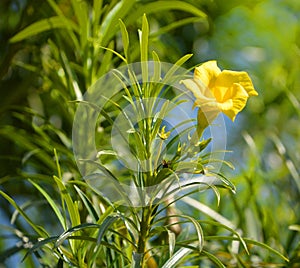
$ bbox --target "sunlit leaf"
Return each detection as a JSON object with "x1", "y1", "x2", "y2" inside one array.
[
  {"x1": 119, "y1": 19, "x2": 130, "y2": 60},
  {"x1": 161, "y1": 246, "x2": 192, "y2": 268},
  {"x1": 29, "y1": 179, "x2": 66, "y2": 230},
  {"x1": 140, "y1": 14, "x2": 149, "y2": 86},
  {"x1": 74, "y1": 185, "x2": 99, "y2": 222}
]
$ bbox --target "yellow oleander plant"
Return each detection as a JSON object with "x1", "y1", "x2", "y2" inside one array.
[{"x1": 0, "y1": 1, "x2": 291, "y2": 268}]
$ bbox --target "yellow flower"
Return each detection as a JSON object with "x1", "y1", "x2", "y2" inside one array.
[
  {"x1": 181, "y1": 60, "x2": 258, "y2": 123},
  {"x1": 158, "y1": 125, "x2": 170, "y2": 140}
]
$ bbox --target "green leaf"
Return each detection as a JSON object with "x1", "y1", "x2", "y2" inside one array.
[
  {"x1": 289, "y1": 224, "x2": 300, "y2": 232},
  {"x1": 98, "y1": 45, "x2": 127, "y2": 63},
  {"x1": 96, "y1": 214, "x2": 119, "y2": 244},
  {"x1": 0, "y1": 190, "x2": 48, "y2": 237},
  {"x1": 242, "y1": 238, "x2": 289, "y2": 262},
  {"x1": 180, "y1": 215, "x2": 204, "y2": 252},
  {"x1": 160, "y1": 213, "x2": 204, "y2": 253},
  {"x1": 151, "y1": 51, "x2": 161, "y2": 84},
  {"x1": 28, "y1": 179, "x2": 66, "y2": 230},
  {"x1": 167, "y1": 230, "x2": 176, "y2": 257},
  {"x1": 119, "y1": 19, "x2": 130, "y2": 60},
  {"x1": 173, "y1": 161, "x2": 204, "y2": 174},
  {"x1": 128, "y1": 67, "x2": 143, "y2": 97},
  {"x1": 10, "y1": 16, "x2": 78, "y2": 43},
  {"x1": 0, "y1": 246, "x2": 23, "y2": 262},
  {"x1": 95, "y1": 40, "x2": 114, "y2": 78},
  {"x1": 92, "y1": 0, "x2": 103, "y2": 35},
  {"x1": 59, "y1": 50, "x2": 83, "y2": 100},
  {"x1": 182, "y1": 196, "x2": 236, "y2": 229},
  {"x1": 154, "y1": 168, "x2": 174, "y2": 185},
  {"x1": 74, "y1": 185, "x2": 99, "y2": 222},
  {"x1": 53, "y1": 175, "x2": 81, "y2": 227},
  {"x1": 163, "y1": 54, "x2": 193, "y2": 82},
  {"x1": 99, "y1": 0, "x2": 136, "y2": 45},
  {"x1": 0, "y1": 126, "x2": 57, "y2": 170},
  {"x1": 80, "y1": 159, "x2": 134, "y2": 207},
  {"x1": 97, "y1": 150, "x2": 118, "y2": 157},
  {"x1": 211, "y1": 172, "x2": 236, "y2": 193},
  {"x1": 140, "y1": 14, "x2": 149, "y2": 86},
  {"x1": 204, "y1": 235, "x2": 289, "y2": 263},
  {"x1": 151, "y1": 17, "x2": 206, "y2": 38},
  {"x1": 126, "y1": 1, "x2": 207, "y2": 26},
  {"x1": 151, "y1": 99, "x2": 170, "y2": 142},
  {"x1": 55, "y1": 223, "x2": 100, "y2": 247},
  {"x1": 23, "y1": 236, "x2": 59, "y2": 261},
  {"x1": 161, "y1": 246, "x2": 192, "y2": 268},
  {"x1": 202, "y1": 250, "x2": 226, "y2": 268},
  {"x1": 70, "y1": 0, "x2": 88, "y2": 31},
  {"x1": 182, "y1": 197, "x2": 249, "y2": 254},
  {"x1": 46, "y1": 0, "x2": 81, "y2": 51},
  {"x1": 112, "y1": 68, "x2": 135, "y2": 103}
]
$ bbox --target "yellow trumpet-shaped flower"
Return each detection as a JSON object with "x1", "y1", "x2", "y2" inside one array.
[{"x1": 181, "y1": 61, "x2": 258, "y2": 127}]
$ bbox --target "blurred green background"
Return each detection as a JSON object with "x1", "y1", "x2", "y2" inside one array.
[{"x1": 0, "y1": 0, "x2": 299, "y2": 266}]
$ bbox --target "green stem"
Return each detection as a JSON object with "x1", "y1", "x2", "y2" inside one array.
[
  {"x1": 137, "y1": 207, "x2": 152, "y2": 267},
  {"x1": 154, "y1": 138, "x2": 164, "y2": 172}
]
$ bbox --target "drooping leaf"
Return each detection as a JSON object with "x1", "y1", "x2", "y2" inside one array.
[
  {"x1": 10, "y1": 16, "x2": 78, "y2": 43},
  {"x1": 96, "y1": 214, "x2": 120, "y2": 244},
  {"x1": 55, "y1": 223, "x2": 100, "y2": 247},
  {"x1": 161, "y1": 246, "x2": 192, "y2": 268},
  {"x1": 0, "y1": 190, "x2": 48, "y2": 237},
  {"x1": 126, "y1": 1, "x2": 207, "y2": 26},
  {"x1": 202, "y1": 250, "x2": 226, "y2": 268}
]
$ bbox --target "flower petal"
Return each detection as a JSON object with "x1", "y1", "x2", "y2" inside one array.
[
  {"x1": 215, "y1": 70, "x2": 258, "y2": 97},
  {"x1": 211, "y1": 86, "x2": 230, "y2": 103},
  {"x1": 180, "y1": 79, "x2": 214, "y2": 105},
  {"x1": 218, "y1": 83, "x2": 249, "y2": 121},
  {"x1": 194, "y1": 60, "x2": 221, "y2": 89}
]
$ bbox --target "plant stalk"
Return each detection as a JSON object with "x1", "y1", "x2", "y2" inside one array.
[{"x1": 137, "y1": 206, "x2": 154, "y2": 267}]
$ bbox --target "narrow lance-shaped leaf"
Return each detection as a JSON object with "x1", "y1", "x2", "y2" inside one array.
[
  {"x1": 119, "y1": 19, "x2": 130, "y2": 60},
  {"x1": 167, "y1": 230, "x2": 176, "y2": 257},
  {"x1": 151, "y1": 51, "x2": 161, "y2": 86},
  {"x1": 46, "y1": 0, "x2": 81, "y2": 50},
  {"x1": 161, "y1": 246, "x2": 192, "y2": 268},
  {"x1": 0, "y1": 191, "x2": 48, "y2": 237},
  {"x1": 202, "y1": 250, "x2": 226, "y2": 268},
  {"x1": 94, "y1": 41, "x2": 114, "y2": 79},
  {"x1": 23, "y1": 236, "x2": 59, "y2": 261},
  {"x1": 162, "y1": 54, "x2": 193, "y2": 85},
  {"x1": 92, "y1": 0, "x2": 103, "y2": 36},
  {"x1": 53, "y1": 176, "x2": 81, "y2": 228},
  {"x1": 98, "y1": 45, "x2": 127, "y2": 63},
  {"x1": 126, "y1": 1, "x2": 207, "y2": 26},
  {"x1": 151, "y1": 17, "x2": 206, "y2": 38},
  {"x1": 74, "y1": 185, "x2": 99, "y2": 222},
  {"x1": 10, "y1": 16, "x2": 78, "y2": 43},
  {"x1": 28, "y1": 179, "x2": 67, "y2": 230},
  {"x1": 96, "y1": 214, "x2": 120, "y2": 244},
  {"x1": 99, "y1": 0, "x2": 136, "y2": 45},
  {"x1": 139, "y1": 14, "x2": 149, "y2": 87},
  {"x1": 180, "y1": 215, "x2": 204, "y2": 252},
  {"x1": 55, "y1": 223, "x2": 100, "y2": 247}
]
